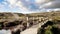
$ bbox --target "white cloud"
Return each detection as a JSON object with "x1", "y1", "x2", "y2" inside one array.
[
  {"x1": 40, "y1": 1, "x2": 60, "y2": 9},
  {"x1": 35, "y1": 0, "x2": 51, "y2": 4},
  {"x1": 16, "y1": 1, "x2": 28, "y2": 11},
  {"x1": 0, "y1": 4, "x2": 4, "y2": 8},
  {"x1": 40, "y1": 2, "x2": 52, "y2": 8},
  {"x1": 2, "y1": 1, "x2": 7, "y2": 5},
  {"x1": 0, "y1": 0, "x2": 60, "y2": 14},
  {"x1": 53, "y1": 8, "x2": 60, "y2": 11},
  {"x1": 5, "y1": 0, "x2": 29, "y2": 12},
  {"x1": 35, "y1": 0, "x2": 45, "y2": 3},
  {"x1": 1, "y1": 0, "x2": 49, "y2": 13},
  {"x1": 6, "y1": 0, "x2": 17, "y2": 5},
  {"x1": 25, "y1": 0, "x2": 30, "y2": 2}
]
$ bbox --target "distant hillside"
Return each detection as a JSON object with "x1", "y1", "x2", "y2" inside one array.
[
  {"x1": 15, "y1": 13, "x2": 25, "y2": 16},
  {"x1": 0, "y1": 11, "x2": 60, "y2": 22},
  {"x1": 27, "y1": 11, "x2": 60, "y2": 17},
  {"x1": 0, "y1": 11, "x2": 60, "y2": 17}
]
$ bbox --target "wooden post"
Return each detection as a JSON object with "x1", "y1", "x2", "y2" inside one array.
[
  {"x1": 33, "y1": 17, "x2": 34, "y2": 25},
  {"x1": 26, "y1": 17, "x2": 29, "y2": 28}
]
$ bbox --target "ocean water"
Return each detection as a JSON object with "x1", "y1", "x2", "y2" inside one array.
[{"x1": 0, "y1": 29, "x2": 11, "y2": 34}]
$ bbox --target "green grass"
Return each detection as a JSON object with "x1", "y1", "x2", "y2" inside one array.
[
  {"x1": 37, "y1": 24, "x2": 60, "y2": 34},
  {"x1": 45, "y1": 26, "x2": 53, "y2": 34}
]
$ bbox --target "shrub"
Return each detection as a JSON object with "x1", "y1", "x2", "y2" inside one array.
[{"x1": 37, "y1": 25, "x2": 60, "y2": 34}]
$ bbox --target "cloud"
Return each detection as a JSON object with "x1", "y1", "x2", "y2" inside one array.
[
  {"x1": 7, "y1": 0, "x2": 17, "y2": 5},
  {"x1": 41, "y1": 1, "x2": 60, "y2": 9},
  {"x1": 35, "y1": 0, "x2": 49, "y2": 4},
  {"x1": 15, "y1": 1, "x2": 29, "y2": 11},
  {"x1": 0, "y1": 0, "x2": 60, "y2": 14},
  {"x1": 4, "y1": 0, "x2": 29, "y2": 12}
]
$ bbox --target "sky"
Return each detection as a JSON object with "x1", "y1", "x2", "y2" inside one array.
[{"x1": 0, "y1": 0, "x2": 60, "y2": 14}]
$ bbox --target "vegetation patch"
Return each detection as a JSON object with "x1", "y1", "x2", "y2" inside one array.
[{"x1": 37, "y1": 21, "x2": 60, "y2": 34}]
